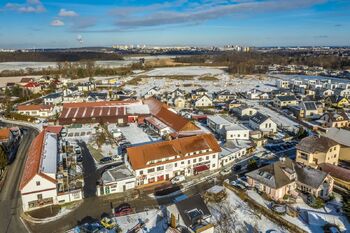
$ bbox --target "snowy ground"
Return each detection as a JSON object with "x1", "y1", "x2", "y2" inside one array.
[
  {"x1": 0, "y1": 56, "x2": 177, "y2": 72},
  {"x1": 113, "y1": 209, "x2": 167, "y2": 233},
  {"x1": 125, "y1": 67, "x2": 277, "y2": 97},
  {"x1": 143, "y1": 66, "x2": 226, "y2": 76},
  {"x1": 247, "y1": 190, "x2": 350, "y2": 233},
  {"x1": 209, "y1": 188, "x2": 290, "y2": 233}
]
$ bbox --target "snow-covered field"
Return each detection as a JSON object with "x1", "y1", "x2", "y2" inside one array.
[
  {"x1": 0, "y1": 55, "x2": 178, "y2": 72},
  {"x1": 124, "y1": 67, "x2": 277, "y2": 97},
  {"x1": 209, "y1": 188, "x2": 290, "y2": 233},
  {"x1": 144, "y1": 66, "x2": 226, "y2": 76},
  {"x1": 247, "y1": 190, "x2": 350, "y2": 233}
]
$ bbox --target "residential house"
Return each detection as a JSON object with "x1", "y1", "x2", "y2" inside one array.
[
  {"x1": 249, "y1": 112, "x2": 277, "y2": 134},
  {"x1": 194, "y1": 94, "x2": 213, "y2": 107},
  {"x1": 43, "y1": 92, "x2": 63, "y2": 105},
  {"x1": 334, "y1": 88, "x2": 350, "y2": 98},
  {"x1": 17, "y1": 104, "x2": 55, "y2": 118},
  {"x1": 23, "y1": 82, "x2": 41, "y2": 94},
  {"x1": 167, "y1": 194, "x2": 214, "y2": 233},
  {"x1": 323, "y1": 128, "x2": 350, "y2": 162},
  {"x1": 213, "y1": 90, "x2": 235, "y2": 102},
  {"x1": 192, "y1": 88, "x2": 208, "y2": 100},
  {"x1": 19, "y1": 77, "x2": 34, "y2": 86},
  {"x1": 276, "y1": 80, "x2": 289, "y2": 89},
  {"x1": 299, "y1": 101, "x2": 319, "y2": 118},
  {"x1": 144, "y1": 87, "x2": 160, "y2": 98},
  {"x1": 273, "y1": 95, "x2": 298, "y2": 108},
  {"x1": 296, "y1": 135, "x2": 340, "y2": 168},
  {"x1": 77, "y1": 82, "x2": 95, "y2": 92},
  {"x1": 319, "y1": 111, "x2": 350, "y2": 128},
  {"x1": 325, "y1": 96, "x2": 349, "y2": 108},
  {"x1": 224, "y1": 124, "x2": 250, "y2": 140},
  {"x1": 231, "y1": 105, "x2": 257, "y2": 119},
  {"x1": 126, "y1": 134, "x2": 221, "y2": 186},
  {"x1": 247, "y1": 157, "x2": 333, "y2": 201}
]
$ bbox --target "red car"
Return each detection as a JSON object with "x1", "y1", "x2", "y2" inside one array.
[{"x1": 114, "y1": 203, "x2": 133, "y2": 217}]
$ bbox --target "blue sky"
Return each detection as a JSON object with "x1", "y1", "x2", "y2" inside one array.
[{"x1": 0, "y1": 0, "x2": 349, "y2": 48}]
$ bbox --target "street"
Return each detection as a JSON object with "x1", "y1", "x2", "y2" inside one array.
[{"x1": 0, "y1": 122, "x2": 38, "y2": 233}]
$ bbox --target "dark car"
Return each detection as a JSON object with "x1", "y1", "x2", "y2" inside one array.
[
  {"x1": 77, "y1": 155, "x2": 83, "y2": 163},
  {"x1": 99, "y1": 157, "x2": 112, "y2": 164},
  {"x1": 114, "y1": 203, "x2": 133, "y2": 217},
  {"x1": 233, "y1": 164, "x2": 242, "y2": 171}
]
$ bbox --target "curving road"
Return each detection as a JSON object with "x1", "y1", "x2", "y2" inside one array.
[{"x1": 0, "y1": 122, "x2": 38, "y2": 233}]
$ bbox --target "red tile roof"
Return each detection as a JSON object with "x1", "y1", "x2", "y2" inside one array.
[
  {"x1": 127, "y1": 134, "x2": 221, "y2": 170},
  {"x1": 143, "y1": 97, "x2": 198, "y2": 132},
  {"x1": 62, "y1": 100, "x2": 141, "y2": 108},
  {"x1": 19, "y1": 130, "x2": 57, "y2": 191},
  {"x1": 17, "y1": 104, "x2": 52, "y2": 111},
  {"x1": 45, "y1": 126, "x2": 63, "y2": 134},
  {"x1": 24, "y1": 82, "x2": 41, "y2": 88},
  {"x1": 0, "y1": 128, "x2": 10, "y2": 141}
]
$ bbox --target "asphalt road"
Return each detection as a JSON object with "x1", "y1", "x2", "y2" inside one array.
[{"x1": 0, "y1": 123, "x2": 38, "y2": 233}]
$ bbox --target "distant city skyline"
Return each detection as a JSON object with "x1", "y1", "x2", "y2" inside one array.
[{"x1": 0, "y1": 0, "x2": 350, "y2": 49}]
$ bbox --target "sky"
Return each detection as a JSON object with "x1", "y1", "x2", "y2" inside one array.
[{"x1": 0, "y1": 0, "x2": 349, "y2": 48}]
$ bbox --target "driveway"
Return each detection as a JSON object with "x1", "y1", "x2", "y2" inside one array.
[{"x1": 79, "y1": 142, "x2": 98, "y2": 198}]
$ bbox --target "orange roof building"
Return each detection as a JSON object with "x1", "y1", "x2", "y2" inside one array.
[
  {"x1": 126, "y1": 134, "x2": 221, "y2": 186},
  {"x1": 143, "y1": 97, "x2": 199, "y2": 135},
  {"x1": 19, "y1": 129, "x2": 59, "y2": 211}
]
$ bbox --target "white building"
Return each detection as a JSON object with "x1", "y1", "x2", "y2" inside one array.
[
  {"x1": 126, "y1": 134, "x2": 221, "y2": 186},
  {"x1": 97, "y1": 165, "x2": 136, "y2": 196},
  {"x1": 224, "y1": 124, "x2": 250, "y2": 140},
  {"x1": 20, "y1": 131, "x2": 58, "y2": 211},
  {"x1": 276, "y1": 80, "x2": 289, "y2": 89},
  {"x1": 194, "y1": 94, "x2": 213, "y2": 107},
  {"x1": 20, "y1": 130, "x2": 83, "y2": 212},
  {"x1": 16, "y1": 104, "x2": 56, "y2": 118},
  {"x1": 249, "y1": 112, "x2": 277, "y2": 134}
]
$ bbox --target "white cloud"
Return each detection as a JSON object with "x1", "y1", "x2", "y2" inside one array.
[
  {"x1": 51, "y1": 19, "x2": 64, "y2": 27},
  {"x1": 5, "y1": 0, "x2": 45, "y2": 13},
  {"x1": 59, "y1": 8, "x2": 78, "y2": 17}
]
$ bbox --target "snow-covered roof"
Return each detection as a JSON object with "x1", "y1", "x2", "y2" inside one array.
[
  {"x1": 126, "y1": 104, "x2": 150, "y2": 115},
  {"x1": 40, "y1": 132, "x2": 57, "y2": 175},
  {"x1": 207, "y1": 115, "x2": 232, "y2": 126}
]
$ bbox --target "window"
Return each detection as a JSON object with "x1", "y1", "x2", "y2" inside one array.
[
  {"x1": 139, "y1": 170, "x2": 143, "y2": 175},
  {"x1": 181, "y1": 161, "x2": 185, "y2": 165},
  {"x1": 157, "y1": 166, "x2": 164, "y2": 171},
  {"x1": 148, "y1": 168, "x2": 155, "y2": 173},
  {"x1": 212, "y1": 154, "x2": 216, "y2": 159},
  {"x1": 37, "y1": 194, "x2": 42, "y2": 200},
  {"x1": 187, "y1": 160, "x2": 190, "y2": 164},
  {"x1": 193, "y1": 159, "x2": 197, "y2": 163},
  {"x1": 206, "y1": 156, "x2": 209, "y2": 160},
  {"x1": 174, "y1": 163, "x2": 177, "y2": 167},
  {"x1": 36, "y1": 181, "x2": 40, "y2": 186}
]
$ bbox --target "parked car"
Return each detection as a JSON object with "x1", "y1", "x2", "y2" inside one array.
[
  {"x1": 114, "y1": 203, "x2": 133, "y2": 217},
  {"x1": 171, "y1": 175, "x2": 186, "y2": 184},
  {"x1": 233, "y1": 164, "x2": 242, "y2": 171},
  {"x1": 230, "y1": 180, "x2": 246, "y2": 190},
  {"x1": 220, "y1": 168, "x2": 231, "y2": 176},
  {"x1": 99, "y1": 157, "x2": 112, "y2": 164},
  {"x1": 79, "y1": 222, "x2": 103, "y2": 233},
  {"x1": 100, "y1": 217, "x2": 116, "y2": 229},
  {"x1": 77, "y1": 155, "x2": 83, "y2": 163}
]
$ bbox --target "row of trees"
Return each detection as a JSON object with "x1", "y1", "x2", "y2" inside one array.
[
  {"x1": 0, "y1": 51, "x2": 123, "y2": 62},
  {"x1": 174, "y1": 51, "x2": 350, "y2": 74},
  {"x1": 0, "y1": 61, "x2": 134, "y2": 79}
]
